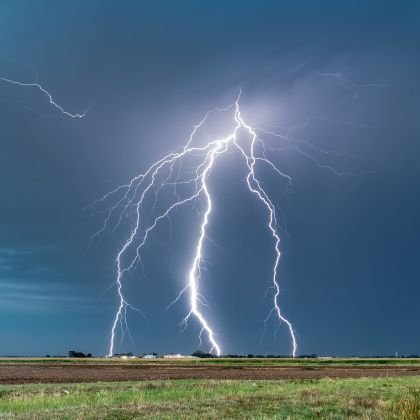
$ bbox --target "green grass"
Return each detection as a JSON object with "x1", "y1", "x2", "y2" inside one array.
[{"x1": 0, "y1": 377, "x2": 418, "y2": 419}]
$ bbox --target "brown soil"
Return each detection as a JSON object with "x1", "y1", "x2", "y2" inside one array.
[{"x1": 0, "y1": 363, "x2": 419, "y2": 384}]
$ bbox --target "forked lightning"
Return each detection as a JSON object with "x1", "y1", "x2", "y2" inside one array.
[{"x1": 92, "y1": 92, "x2": 298, "y2": 357}]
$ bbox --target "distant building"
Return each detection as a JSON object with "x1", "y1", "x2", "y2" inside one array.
[
  {"x1": 163, "y1": 353, "x2": 182, "y2": 359},
  {"x1": 113, "y1": 353, "x2": 136, "y2": 359},
  {"x1": 143, "y1": 354, "x2": 158, "y2": 359},
  {"x1": 163, "y1": 354, "x2": 198, "y2": 359}
]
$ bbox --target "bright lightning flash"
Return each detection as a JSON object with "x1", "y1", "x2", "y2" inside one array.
[
  {"x1": 0, "y1": 55, "x2": 385, "y2": 358},
  {"x1": 92, "y1": 92, "x2": 304, "y2": 358}
]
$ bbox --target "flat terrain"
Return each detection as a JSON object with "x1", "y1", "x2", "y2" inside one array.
[
  {"x1": 0, "y1": 360, "x2": 418, "y2": 418},
  {"x1": 0, "y1": 377, "x2": 419, "y2": 418},
  {"x1": 0, "y1": 358, "x2": 419, "y2": 384}
]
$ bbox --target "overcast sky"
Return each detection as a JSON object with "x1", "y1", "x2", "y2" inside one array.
[{"x1": 0, "y1": 1, "x2": 419, "y2": 356}]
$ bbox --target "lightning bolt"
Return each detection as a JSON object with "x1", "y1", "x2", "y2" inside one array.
[
  {"x1": 90, "y1": 73, "x2": 380, "y2": 357},
  {"x1": 90, "y1": 91, "x2": 305, "y2": 358},
  {"x1": 0, "y1": 55, "x2": 88, "y2": 118},
  {"x1": 0, "y1": 76, "x2": 88, "y2": 118},
  {"x1": 0, "y1": 53, "x2": 386, "y2": 358}
]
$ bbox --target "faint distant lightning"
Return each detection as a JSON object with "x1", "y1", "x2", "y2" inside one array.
[
  {"x1": 92, "y1": 91, "x2": 304, "y2": 358},
  {"x1": 317, "y1": 72, "x2": 389, "y2": 99},
  {"x1": 0, "y1": 76, "x2": 88, "y2": 118}
]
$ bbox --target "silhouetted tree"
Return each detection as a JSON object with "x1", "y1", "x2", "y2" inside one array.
[
  {"x1": 68, "y1": 350, "x2": 90, "y2": 358},
  {"x1": 191, "y1": 350, "x2": 214, "y2": 358}
]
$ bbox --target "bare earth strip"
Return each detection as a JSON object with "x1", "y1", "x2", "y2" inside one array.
[{"x1": 1, "y1": 363, "x2": 419, "y2": 384}]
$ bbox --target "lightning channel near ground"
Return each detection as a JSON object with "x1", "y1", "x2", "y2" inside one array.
[
  {"x1": 0, "y1": 51, "x2": 391, "y2": 358},
  {"x1": 90, "y1": 91, "x2": 304, "y2": 358},
  {"x1": 89, "y1": 76, "x2": 381, "y2": 358}
]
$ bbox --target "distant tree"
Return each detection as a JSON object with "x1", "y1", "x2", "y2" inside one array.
[
  {"x1": 68, "y1": 350, "x2": 89, "y2": 358},
  {"x1": 247, "y1": 354, "x2": 254, "y2": 358},
  {"x1": 298, "y1": 354, "x2": 318, "y2": 359},
  {"x1": 45, "y1": 354, "x2": 50, "y2": 358},
  {"x1": 191, "y1": 350, "x2": 214, "y2": 358},
  {"x1": 191, "y1": 350, "x2": 205, "y2": 358}
]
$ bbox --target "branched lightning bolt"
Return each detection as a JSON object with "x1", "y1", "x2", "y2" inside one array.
[
  {"x1": 232, "y1": 107, "x2": 298, "y2": 357},
  {"x1": 0, "y1": 54, "x2": 386, "y2": 358},
  {"x1": 90, "y1": 82, "x2": 373, "y2": 358},
  {"x1": 91, "y1": 91, "x2": 302, "y2": 358}
]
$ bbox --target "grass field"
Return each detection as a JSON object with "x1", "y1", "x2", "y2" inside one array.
[
  {"x1": 0, "y1": 359, "x2": 418, "y2": 418},
  {"x1": 0, "y1": 376, "x2": 418, "y2": 419}
]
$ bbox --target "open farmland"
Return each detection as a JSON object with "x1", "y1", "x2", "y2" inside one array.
[
  {"x1": 0, "y1": 359, "x2": 418, "y2": 418},
  {"x1": 0, "y1": 358, "x2": 418, "y2": 384}
]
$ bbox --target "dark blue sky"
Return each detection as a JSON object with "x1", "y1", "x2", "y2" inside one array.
[{"x1": 0, "y1": 1, "x2": 419, "y2": 356}]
